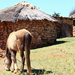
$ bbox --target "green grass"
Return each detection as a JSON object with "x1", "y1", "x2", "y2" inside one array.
[{"x1": 1, "y1": 37, "x2": 75, "y2": 75}]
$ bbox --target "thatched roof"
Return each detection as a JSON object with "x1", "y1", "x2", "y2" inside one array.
[
  {"x1": 70, "y1": 14, "x2": 75, "y2": 18},
  {"x1": 0, "y1": 1, "x2": 58, "y2": 22}
]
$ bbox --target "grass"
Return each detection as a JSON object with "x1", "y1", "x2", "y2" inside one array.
[{"x1": 1, "y1": 37, "x2": 75, "y2": 75}]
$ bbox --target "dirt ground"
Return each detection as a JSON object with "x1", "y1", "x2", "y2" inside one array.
[
  {"x1": 0, "y1": 49, "x2": 5, "y2": 71},
  {"x1": 0, "y1": 49, "x2": 5, "y2": 59},
  {"x1": 0, "y1": 60, "x2": 4, "y2": 70}
]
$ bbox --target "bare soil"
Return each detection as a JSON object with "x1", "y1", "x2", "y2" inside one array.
[
  {"x1": 0, "y1": 49, "x2": 5, "y2": 59},
  {"x1": 0, "y1": 49, "x2": 5, "y2": 71}
]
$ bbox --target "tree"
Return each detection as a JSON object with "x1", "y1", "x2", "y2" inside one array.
[{"x1": 52, "y1": 12, "x2": 60, "y2": 17}]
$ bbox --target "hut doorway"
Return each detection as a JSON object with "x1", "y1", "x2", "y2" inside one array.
[
  {"x1": 73, "y1": 20, "x2": 75, "y2": 26},
  {"x1": 60, "y1": 23, "x2": 72, "y2": 37}
]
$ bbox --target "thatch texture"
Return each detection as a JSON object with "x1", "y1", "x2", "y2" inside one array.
[
  {"x1": 70, "y1": 14, "x2": 75, "y2": 18},
  {"x1": 0, "y1": 2, "x2": 58, "y2": 22}
]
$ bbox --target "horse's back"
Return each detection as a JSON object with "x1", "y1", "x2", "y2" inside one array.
[{"x1": 15, "y1": 29, "x2": 32, "y2": 38}]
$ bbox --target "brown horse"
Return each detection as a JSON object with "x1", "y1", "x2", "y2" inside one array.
[{"x1": 4, "y1": 29, "x2": 32, "y2": 74}]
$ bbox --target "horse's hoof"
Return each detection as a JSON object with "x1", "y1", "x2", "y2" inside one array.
[
  {"x1": 14, "y1": 69, "x2": 18, "y2": 74},
  {"x1": 20, "y1": 70, "x2": 23, "y2": 73},
  {"x1": 20, "y1": 69, "x2": 23, "y2": 73},
  {"x1": 27, "y1": 70, "x2": 32, "y2": 74},
  {"x1": 14, "y1": 71, "x2": 17, "y2": 74},
  {"x1": 6, "y1": 68, "x2": 10, "y2": 71},
  {"x1": 11, "y1": 68, "x2": 15, "y2": 72}
]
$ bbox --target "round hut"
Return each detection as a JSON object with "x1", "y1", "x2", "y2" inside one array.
[{"x1": 0, "y1": 1, "x2": 58, "y2": 49}]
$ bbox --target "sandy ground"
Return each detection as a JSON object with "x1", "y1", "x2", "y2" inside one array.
[
  {"x1": 0, "y1": 60, "x2": 4, "y2": 71},
  {"x1": 0, "y1": 49, "x2": 5, "y2": 71}
]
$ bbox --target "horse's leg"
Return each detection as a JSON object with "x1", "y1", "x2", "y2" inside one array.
[
  {"x1": 17, "y1": 39, "x2": 25, "y2": 73},
  {"x1": 19, "y1": 50, "x2": 25, "y2": 72},
  {"x1": 11, "y1": 50, "x2": 18, "y2": 74},
  {"x1": 25, "y1": 33, "x2": 32, "y2": 74},
  {"x1": 5, "y1": 46, "x2": 11, "y2": 71}
]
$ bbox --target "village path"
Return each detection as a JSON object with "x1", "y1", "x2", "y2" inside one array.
[{"x1": 0, "y1": 59, "x2": 4, "y2": 71}]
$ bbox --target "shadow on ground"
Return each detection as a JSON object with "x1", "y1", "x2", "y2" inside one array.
[
  {"x1": 31, "y1": 40, "x2": 68, "y2": 50},
  {"x1": 23, "y1": 69, "x2": 53, "y2": 75},
  {"x1": 54, "y1": 40, "x2": 67, "y2": 45}
]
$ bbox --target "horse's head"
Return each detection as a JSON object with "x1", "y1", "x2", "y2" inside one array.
[{"x1": 4, "y1": 56, "x2": 12, "y2": 71}]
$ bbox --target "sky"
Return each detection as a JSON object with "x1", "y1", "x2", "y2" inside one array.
[{"x1": 0, "y1": 0, "x2": 75, "y2": 17}]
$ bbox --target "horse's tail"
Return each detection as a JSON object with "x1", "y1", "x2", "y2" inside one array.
[
  {"x1": 5, "y1": 46, "x2": 9, "y2": 57},
  {"x1": 24, "y1": 33, "x2": 32, "y2": 73},
  {"x1": 5, "y1": 45, "x2": 11, "y2": 64},
  {"x1": 5, "y1": 45, "x2": 11, "y2": 57}
]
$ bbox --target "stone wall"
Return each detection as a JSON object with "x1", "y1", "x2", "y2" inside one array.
[
  {"x1": 73, "y1": 26, "x2": 75, "y2": 36},
  {"x1": 55, "y1": 17, "x2": 73, "y2": 25},
  {"x1": 0, "y1": 20, "x2": 58, "y2": 49},
  {"x1": 55, "y1": 17, "x2": 73, "y2": 37},
  {"x1": 73, "y1": 19, "x2": 75, "y2": 37}
]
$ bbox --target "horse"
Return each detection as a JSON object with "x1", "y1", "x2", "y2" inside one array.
[{"x1": 4, "y1": 29, "x2": 32, "y2": 74}]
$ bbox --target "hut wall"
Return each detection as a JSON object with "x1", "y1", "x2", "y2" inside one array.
[
  {"x1": 73, "y1": 20, "x2": 75, "y2": 36},
  {"x1": 0, "y1": 20, "x2": 57, "y2": 49},
  {"x1": 73, "y1": 26, "x2": 75, "y2": 36},
  {"x1": 55, "y1": 17, "x2": 73, "y2": 37}
]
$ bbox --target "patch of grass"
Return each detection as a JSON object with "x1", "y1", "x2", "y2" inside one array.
[
  {"x1": 1, "y1": 37, "x2": 75, "y2": 75},
  {"x1": 30, "y1": 37, "x2": 75, "y2": 75}
]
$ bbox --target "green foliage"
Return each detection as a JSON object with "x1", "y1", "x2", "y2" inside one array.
[{"x1": 52, "y1": 12, "x2": 60, "y2": 17}]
